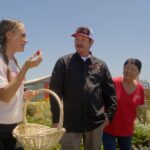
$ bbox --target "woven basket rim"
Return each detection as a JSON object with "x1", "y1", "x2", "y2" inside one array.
[{"x1": 13, "y1": 123, "x2": 66, "y2": 137}]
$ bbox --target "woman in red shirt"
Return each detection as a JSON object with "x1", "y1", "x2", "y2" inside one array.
[{"x1": 102, "y1": 58, "x2": 144, "y2": 150}]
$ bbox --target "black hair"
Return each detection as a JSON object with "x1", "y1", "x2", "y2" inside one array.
[{"x1": 124, "y1": 58, "x2": 142, "y2": 72}]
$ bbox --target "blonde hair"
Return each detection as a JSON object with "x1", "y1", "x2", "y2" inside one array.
[{"x1": 0, "y1": 19, "x2": 23, "y2": 81}]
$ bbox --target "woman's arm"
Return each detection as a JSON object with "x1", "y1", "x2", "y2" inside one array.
[{"x1": 0, "y1": 55, "x2": 42, "y2": 103}]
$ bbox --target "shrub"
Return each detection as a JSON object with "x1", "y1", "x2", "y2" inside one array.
[
  {"x1": 133, "y1": 121, "x2": 150, "y2": 149},
  {"x1": 26, "y1": 101, "x2": 52, "y2": 126}
]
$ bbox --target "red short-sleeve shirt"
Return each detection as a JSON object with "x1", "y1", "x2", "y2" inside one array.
[{"x1": 104, "y1": 76, "x2": 144, "y2": 136}]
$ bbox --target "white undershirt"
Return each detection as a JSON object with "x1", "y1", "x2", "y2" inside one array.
[{"x1": 81, "y1": 54, "x2": 91, "y2": 61}]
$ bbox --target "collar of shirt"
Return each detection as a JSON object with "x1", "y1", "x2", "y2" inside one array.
[{"x1": 81, "y1": 54, "x2": 91, "y2": 62}]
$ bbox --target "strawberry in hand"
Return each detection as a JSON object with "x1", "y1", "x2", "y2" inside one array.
[
  {"x1": 36, "y1": 50, "x2": 41, "y2": 56},
  {"x1": 31, "y1": 50, "x2": 42, "y2": 61}
]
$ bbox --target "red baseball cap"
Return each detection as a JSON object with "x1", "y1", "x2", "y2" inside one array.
[{"x1": 71, "y1": 26, "x2": 93, "y2": 40}]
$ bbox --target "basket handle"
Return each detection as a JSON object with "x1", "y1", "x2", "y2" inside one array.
[{"x1": 23, "y1": 88, "x2": 63, "y2": 131}]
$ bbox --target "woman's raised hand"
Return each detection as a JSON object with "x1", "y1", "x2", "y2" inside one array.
[{"x1": 24, "y1": 50, "x2": 43, "y2": 70}]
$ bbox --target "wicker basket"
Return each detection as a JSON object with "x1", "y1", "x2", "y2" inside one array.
[{"x1": 13, "y1": 88, "x2": 66, "y2": 150}]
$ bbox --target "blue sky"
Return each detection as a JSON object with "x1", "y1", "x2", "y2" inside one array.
[{"x1": 1, "y1": 0, "x2": 150, "y2": 81}]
